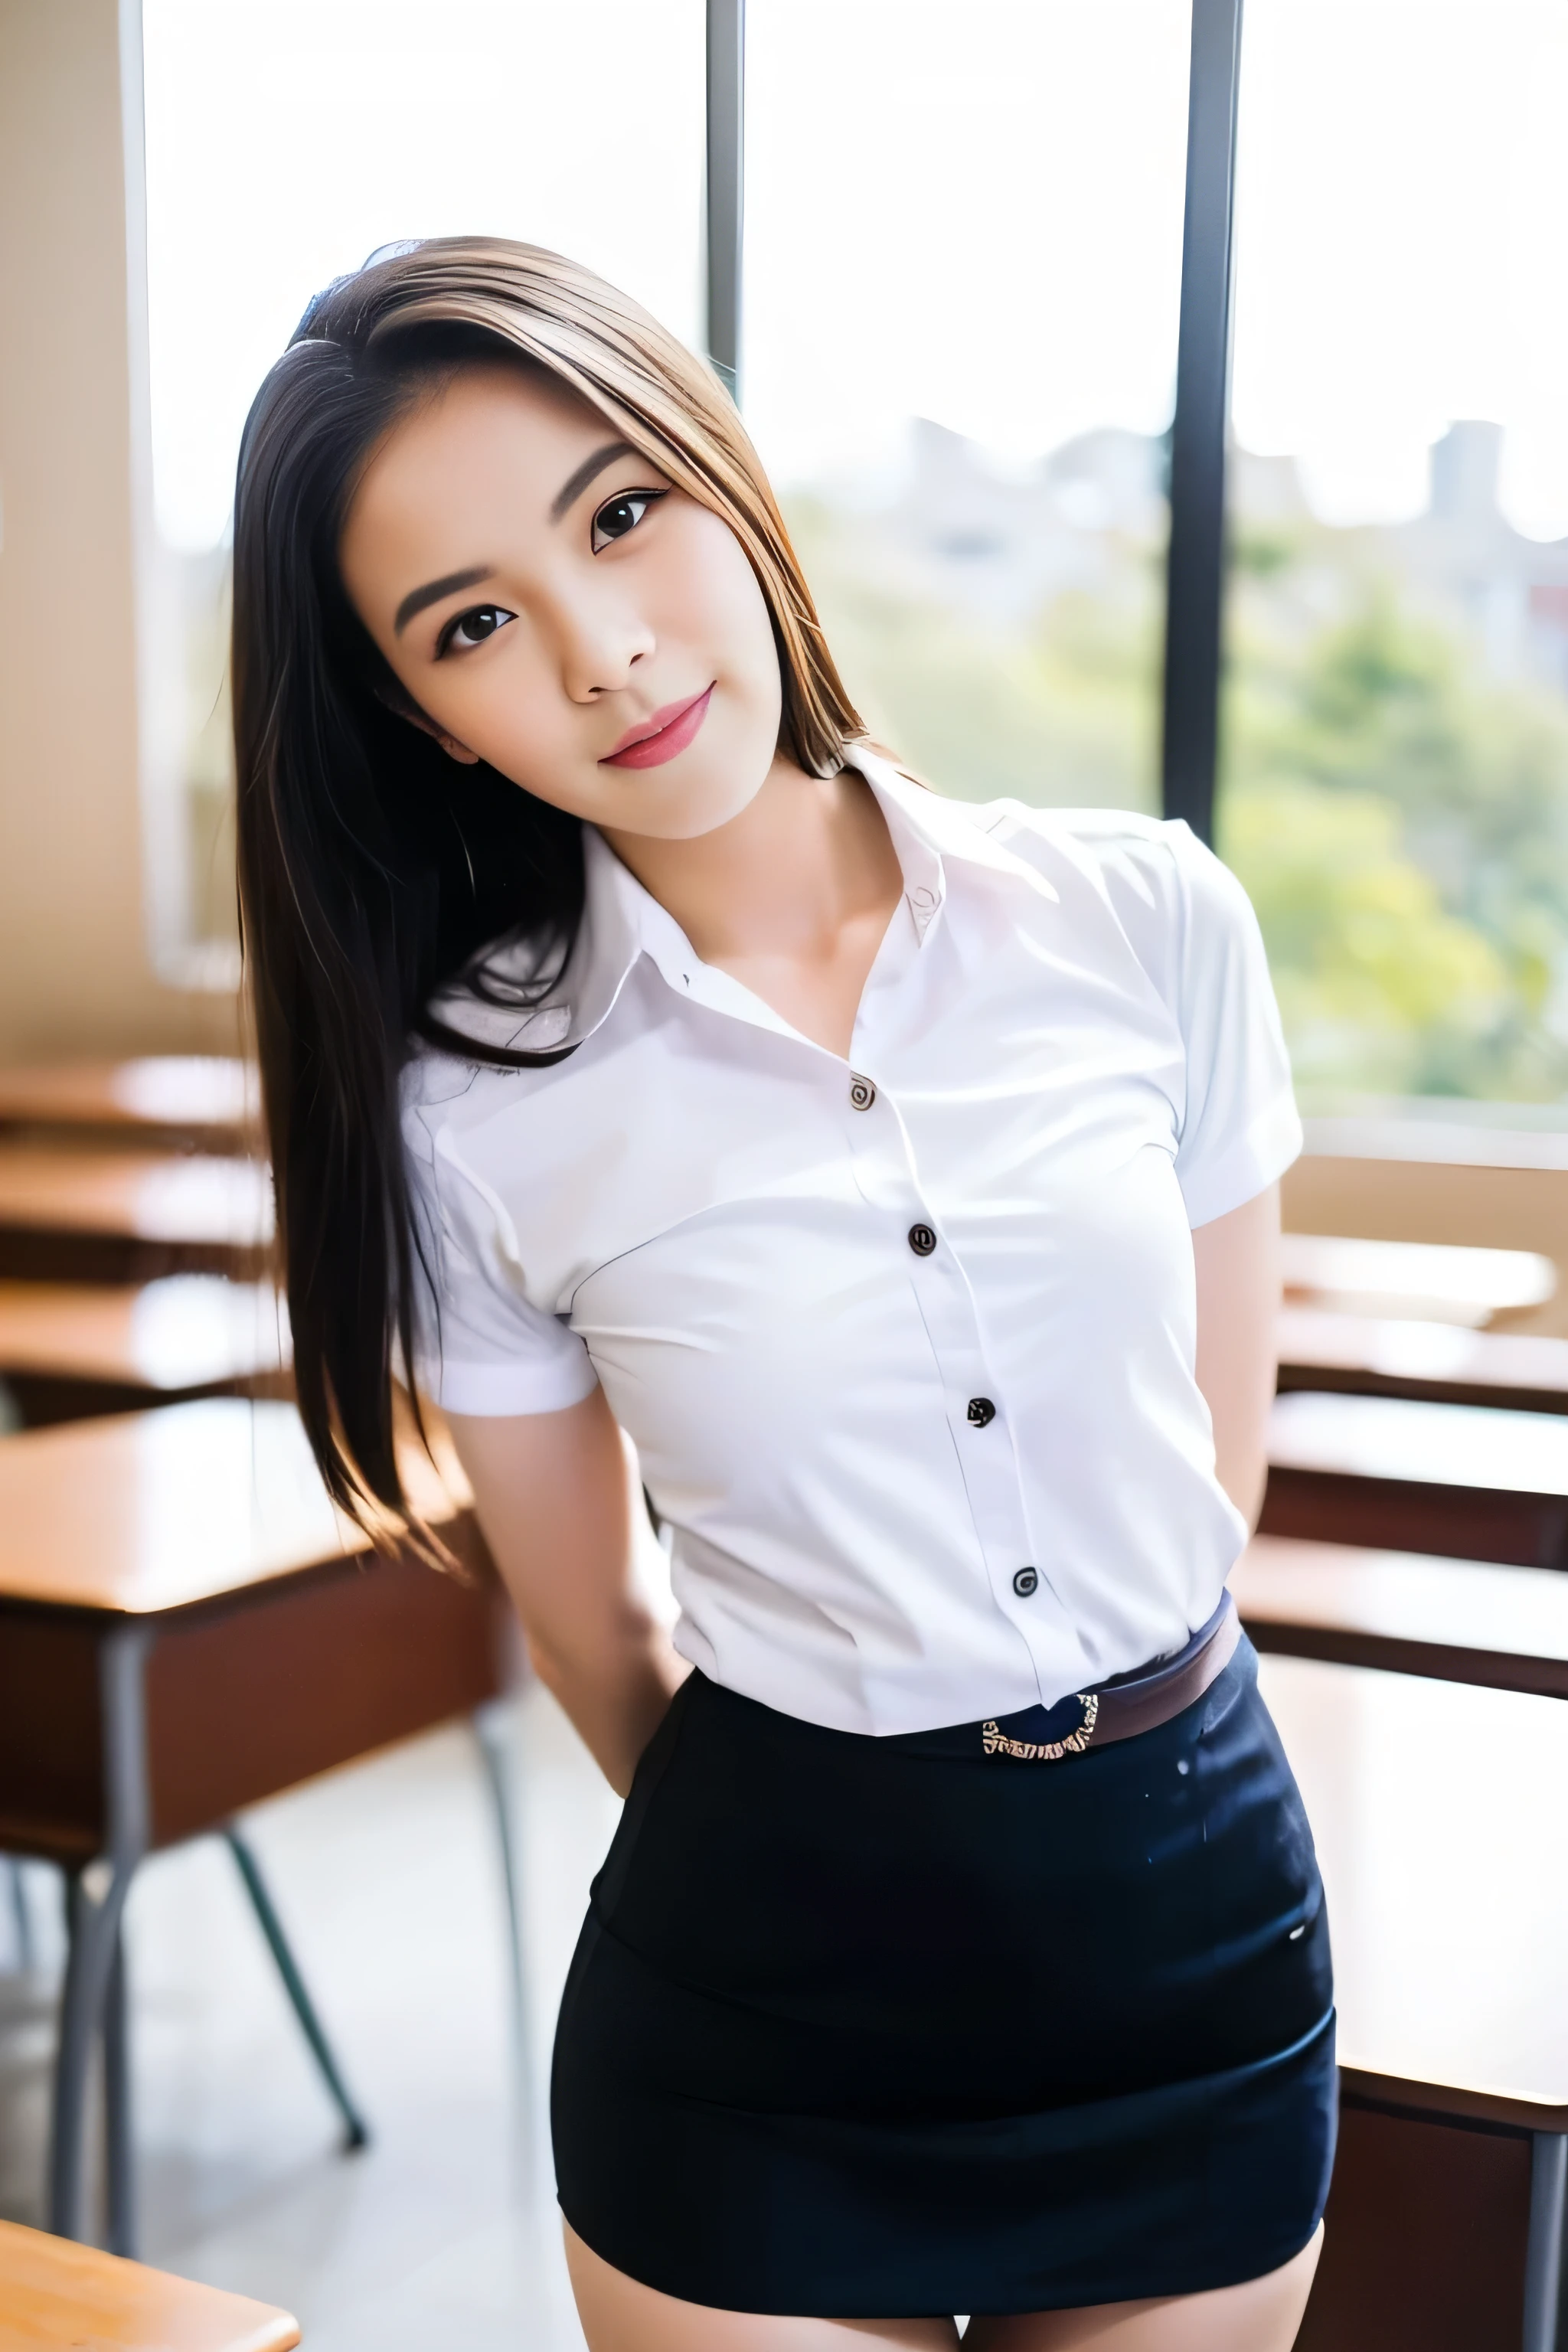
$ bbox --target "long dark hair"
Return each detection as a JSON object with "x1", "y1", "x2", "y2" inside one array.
[{"x1": 232, "y1": 237, "x2": 863, "y2": 1539}]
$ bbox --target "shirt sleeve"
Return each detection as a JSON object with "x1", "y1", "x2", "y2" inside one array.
[
  {"x1": 1067, "y1": 812, "x2": 1301, "y2": 1227},
  {"x1": 402, "y1": 1108, "x2": 599, "y2": 1417},
  {"x1": 1158, "y1": 822, "x2": 1301, "y2": 1227}
]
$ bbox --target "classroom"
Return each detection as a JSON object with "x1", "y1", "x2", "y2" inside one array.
[{"x1": 3, "y1": 4, "x2": 1568, "y2": 2348}]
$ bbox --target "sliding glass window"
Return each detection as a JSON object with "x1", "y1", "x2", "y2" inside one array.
[
  {"x1": 137, "y1": 0, "x2": 704, "y2": 976},
  {"x1": 1219, "y1": 0, "x2": 1568, "y2": 1107},
  {"x1": 743, "y1": 0, "x2": 1192, "y2": 813}
]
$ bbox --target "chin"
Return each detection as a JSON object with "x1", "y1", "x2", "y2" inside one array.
[
  {"x1": 629, "y1": 792, "x2": 759, "y2": 843},
  {"x1": 599, "y1": 754, "x2": 772, "y2": 842}
]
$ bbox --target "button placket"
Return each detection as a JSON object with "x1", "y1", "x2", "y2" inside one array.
[
  {"x1": 844, "y1": 1067, "x2": 1075, "y2": 1674},
  {"x1": 899, "y1": 1220, "x2": 1052, "y2": 1617}
]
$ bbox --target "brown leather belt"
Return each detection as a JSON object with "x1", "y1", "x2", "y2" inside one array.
[{"x1": 981, "y1": 1592, "x2": 1241, "y2": 1762}]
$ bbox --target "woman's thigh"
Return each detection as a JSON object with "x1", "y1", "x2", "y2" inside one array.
[
  {"x1": 563, "y1": 2226, "x2": 1323, "y2": 2352},
  {"x1": 965, "y1": 2226, "x2": 1325, "y2": 2352},
  {"x1": 564, "y1": 2225, "x2": 960, "y2": 2351}
]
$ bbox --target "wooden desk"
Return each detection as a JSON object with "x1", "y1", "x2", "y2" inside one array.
[
  {"x1": 1279, "y1": 1306, "x2": 1568, "y2": 1416},
  {"x1": 1264, "y1": 1655, "x2": 1568, "y2": 2352},
  {"x1": 1288, "y1": 1117, "x2": 1568, "y2": 1355},
  {"x1": 1262, "y1": 1390, "x2": 1568, "y2": 1566},
  {"x1": 0, "y1": 2215, "x2": 298, "y2": 2350},
  {"x1": 0, "y1": 1058, "x2": 258, "y2": 1155},
  {"x1": 0, "y1": 1279, "x2": 289, "y2": 1426},
  {"x1": 1282, "y1": 1231, "x2": 1557, "y2": 1325},
  {"x1": 0, "y1": 1148, "x2": 272, "y2": 1283},
  {"x1": 1236, "y1": 1534, "x2": 1568, "y2": 1697},
  {"x1": 0, "y1": 1400, "x2": 517, "y2": 2255}
]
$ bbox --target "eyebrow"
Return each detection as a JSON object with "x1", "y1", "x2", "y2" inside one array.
[
  {"x1": 550, "y1": 439, "x2": 637, "y2": 522},
  {"x1": 390, "y1": 442, "x2": 641, "y2": 636},
  {"x1": 394, "y1": 564, "x2": 495, "y2": 636}
]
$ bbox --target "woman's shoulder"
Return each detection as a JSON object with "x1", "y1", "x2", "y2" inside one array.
[
  {"x1": 947, "y1": 792, "x2": 1296, "y2": 1213},
  {"x1": 398, "y1": 1012, "x2": 558, "y2": 1193},
  {"x1": 962, "y1": 795, "x2": 1215, "y2": 898},
  {"x1": 938, "y1": 794, "x2": 1256, "y2": 995},
  {"x1": 401, "y1": 932, "x2": 575, "y2": 1116}
]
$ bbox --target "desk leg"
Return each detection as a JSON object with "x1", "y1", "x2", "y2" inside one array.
[
  {"x1": 472, "y1": 1700, "x2": 535, "y2": 2158},
  {"x1": 1525, "y1": 2132, "x2": 1568, "y2": 2352},
  {"x1": 49, "y1": 1625, "x2": 151, "y2": 2246}
]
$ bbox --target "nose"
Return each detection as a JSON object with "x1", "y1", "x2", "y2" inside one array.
[{"x1": 552, "y1": 578, "x2": 655, "y2": 704}]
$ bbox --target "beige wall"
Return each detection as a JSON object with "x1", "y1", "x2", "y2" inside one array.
[{"x1": 0, "y1": 0, "x2": 239, "y2": 1063}]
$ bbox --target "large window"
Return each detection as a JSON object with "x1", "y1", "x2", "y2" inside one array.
[
  {"x1": 139, "y1": 0, "x2": 1568, "y2": 1119},
  {"x1": 137, "y1": 0, "x2": 704, "y2": 978},
  {"x1": 743, "y1": 0, "x2": 1191, "y2": 813},
  {"x1": 1218, "y1": 0, "x2": 1568, "y2": 1106}
]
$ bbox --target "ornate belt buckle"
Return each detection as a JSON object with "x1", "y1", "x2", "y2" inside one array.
[{"x1": 982, "y1": 1690, "x2": 1099, "y2": 1761}]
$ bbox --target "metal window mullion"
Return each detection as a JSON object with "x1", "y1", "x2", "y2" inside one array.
[
  {"x1": 1161, "y1": 0, "x2": 1246, "y2": 844},
  {"x1": 705, "y1": 0, "x2": 746, "y2": 400}
]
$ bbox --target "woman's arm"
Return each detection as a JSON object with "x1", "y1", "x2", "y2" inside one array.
[
  {"x1": 1192, "y1": 1181, "x2": 1282, "y2": 1533},
  {"x1": 446, "y1": 1385, "x2": 687, "y2": 1795}
]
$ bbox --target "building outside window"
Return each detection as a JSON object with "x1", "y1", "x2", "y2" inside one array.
[
  {"x1": 744, "y1": 0, "x2": 1191, "y2": 816},
  {"x1": 1218, "y1": 0, "x2": 1568, "y2": 1110}
]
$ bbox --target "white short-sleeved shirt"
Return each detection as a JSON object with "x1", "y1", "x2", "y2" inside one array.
[{"x1": 402, "y1": 750, "x2": 1300, "y2": 1736}]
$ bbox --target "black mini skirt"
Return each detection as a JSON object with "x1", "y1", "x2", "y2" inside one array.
[{"x1": 551, "y1": 1632, "x2": 1336, "y2": 2320}]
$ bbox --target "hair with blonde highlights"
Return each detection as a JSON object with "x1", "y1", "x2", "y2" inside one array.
[{"x1": 232, "y1": 237, "x2": 864, "y2": 1540}]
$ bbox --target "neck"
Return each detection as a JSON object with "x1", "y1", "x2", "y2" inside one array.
[{"x1": 599, "y1": 752, "x2": 899, "y2": 967}]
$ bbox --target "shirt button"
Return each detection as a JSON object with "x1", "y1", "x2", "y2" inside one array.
[
  {"x1": 966, "y1": 1397, "x2": 996, "y2": 1427},
  {"x1": 910, "y1": 885, "x2": 936, "y2": 910},
  {"x1": 849, "y1": 1074, "x2": 877, "y2": 1111},
  {"x1": 907, "y1": 1223, "x2": 937, "y2": 1257},
  {"x1": 1013, "y1": 1566, "x2": 1039, "y2": 1597}
]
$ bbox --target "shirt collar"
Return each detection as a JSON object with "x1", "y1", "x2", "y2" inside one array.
[
  {"x1": 430, "y1": 743, "x2": 1055, "y2": 1059},
  {"x1": 852, "y1": 743, "x2": 1060, "y2": 896}
]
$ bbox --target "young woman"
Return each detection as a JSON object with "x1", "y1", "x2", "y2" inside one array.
[{"x1": 233, "y1": 238, "x2": 1334, "y2": 2351}]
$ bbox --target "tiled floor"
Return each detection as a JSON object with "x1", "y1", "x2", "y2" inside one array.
[{"x1": 0, "y1": 1679, "x2": 622, "y2": 2347}]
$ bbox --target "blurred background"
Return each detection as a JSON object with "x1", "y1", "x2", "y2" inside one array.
[
  {"x1": 8, "y1": 0, "x2": 1565, "y2": 1112},
  {"x1": 119, "y1": 0, "x2": 1568, "y2": 1114},
  {"x1": 6, "y1": 5, "x2": 1568, "y2": 2350}
]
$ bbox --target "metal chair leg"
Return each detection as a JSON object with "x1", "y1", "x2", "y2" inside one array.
[
  {"x1": 49, "y1": 1626, "x2": 151, "y2": 2246},
  {"x1": 471, "y1": 1698, "x2": 536, "y2": 2178},
  {"x1": 5, "y1": 1857, "x2": 33, "y2": 1972},
  {"x1": 103, "y1": 1923, "x2": 136, "y2": 2256},
  {"x1": 52, "y1": 1871, "x2": 110, "y2": 2242},
  {"x1": 1525, "y1": 2131, "x2": 1568, "y2": 2352},
  {"x1": 223, "y1": 1824, "x2": 369, "y2": 2151}
]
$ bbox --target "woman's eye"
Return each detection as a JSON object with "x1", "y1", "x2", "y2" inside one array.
[
  {"x1": 591, "y1": 489, "x2": 665, "y2": 553},
  {"x1": 445, "y1": 605, "x2": 513, "y2": 652}
]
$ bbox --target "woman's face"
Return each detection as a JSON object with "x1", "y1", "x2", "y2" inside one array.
[{"x1": 340, "y1": 363, "x2": 786, "y2": 840}]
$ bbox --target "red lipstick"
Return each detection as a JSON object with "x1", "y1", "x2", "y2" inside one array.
[{"x1": 600, "y1": 685, "x2": 714, "y2": 769}]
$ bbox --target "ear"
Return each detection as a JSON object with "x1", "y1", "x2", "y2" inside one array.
[
  {"x1": 374, "y1": 684, "x2": 481, "y2": 766},
  {"x1": 431, "y1": 730, "x2": 482, "y2": 767}
]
